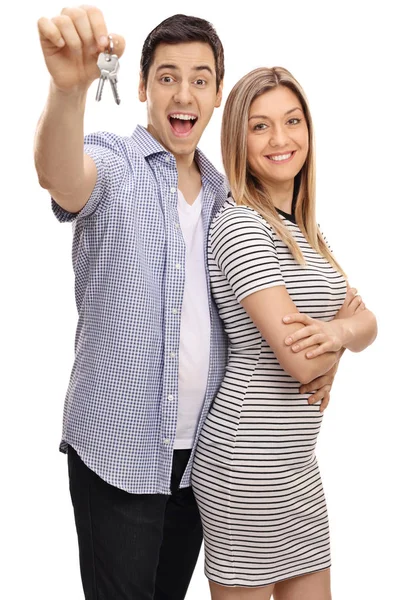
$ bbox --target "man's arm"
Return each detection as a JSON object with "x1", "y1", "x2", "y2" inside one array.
[
  {"x1": 35, "y1": 85, "x2": 96, "y2": 213},
  {"x1": 34, "y1": 6, "x2": 125, "y2": 212}
]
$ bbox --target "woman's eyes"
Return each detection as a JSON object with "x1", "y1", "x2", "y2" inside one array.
[{"x1": 252, "y1": 118, "x2": 302, "y2": 131}]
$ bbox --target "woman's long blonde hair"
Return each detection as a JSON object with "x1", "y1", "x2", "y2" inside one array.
[{"x1": 221, "y1": 67, "x2": 345, "y2": 276}]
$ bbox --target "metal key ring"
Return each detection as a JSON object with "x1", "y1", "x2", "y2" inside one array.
[{"x1": 108, "y1": 35, "x2": 114, "y2": 54}]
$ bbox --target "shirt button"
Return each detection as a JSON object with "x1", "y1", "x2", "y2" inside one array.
[
  {"x1": 167, "y1": 394, "x2": 174, "y2": 401},
  {"x1": 172, "y1": 308, "x2": 178, "y2": 314},
  {"x1": 170, "y1": 187, "x2": 176, "y2": 193},
  {"x1": 170, "y1": 352, "x2": 176, "y2": 358},
  {"x1": 165, "y1": 156, "x2": 170, "y2": 163},
  {"x1": 164, "y1": 438, "x2": 171, "y2": 445},
  {"x1": 176, "y1": 263, "x2": 181, "y2": 270},
  {"x1": 175, "y1": 223, "x2": 180, "y2": 230}
]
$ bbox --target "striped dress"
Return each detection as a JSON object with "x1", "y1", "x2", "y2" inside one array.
[{"x1": 191, "y1": 198, "x2": 347, "y2": 587}]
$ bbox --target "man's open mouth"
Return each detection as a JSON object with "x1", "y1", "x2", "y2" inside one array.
[{"x1": 168, "y1": 113, "x2": 198, "y2": 135}]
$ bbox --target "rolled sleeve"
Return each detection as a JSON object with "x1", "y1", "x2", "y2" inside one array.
[{"x1": 51, "y1": 131, "x2": 126, "y2": 223}]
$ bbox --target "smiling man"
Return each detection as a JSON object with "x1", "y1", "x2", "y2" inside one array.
[{"x1": 34, "y1": 6, "x2": 227, "y2": 600}]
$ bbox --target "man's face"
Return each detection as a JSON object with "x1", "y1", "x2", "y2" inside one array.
[{"x1": 139, "y1": 42, "x2": 223, "y2": 158}]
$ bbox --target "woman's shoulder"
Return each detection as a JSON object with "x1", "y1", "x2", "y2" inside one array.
[{"x1": 211, "y1": 196, "x2": 273, "y2": 233}]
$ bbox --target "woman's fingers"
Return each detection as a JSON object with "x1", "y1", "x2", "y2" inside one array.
[
  {"x1": 283, "y1": 313, "x2": 312, "y2": 326},
  {"x1": 307, "y1": 384, "x2": 331, "y2": 412},
  {"x1": 319, "y1": 391, "x2": 331, "y2": 413},
  {"x1": 285, "y1": 325, "x2": 317, "y2": 346}
]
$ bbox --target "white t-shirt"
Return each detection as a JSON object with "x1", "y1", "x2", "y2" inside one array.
[{"x1": 175, "y1": 188, "x2": 211, "y2": 449}]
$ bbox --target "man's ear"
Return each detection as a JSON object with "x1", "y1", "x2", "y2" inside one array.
[
  {"x1": 138, "y1": 73, "x2": 147, "y2": 103},
  {"x1": 215, "y1": 80, "x2": 223, "y2": 108}
]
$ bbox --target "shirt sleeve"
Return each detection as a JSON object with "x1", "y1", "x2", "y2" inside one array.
[
  {"x1": 51, "y1": 131, "x2": 127, "y2": 223},
  {"x1": 210, "y1": 207, "x2": 285, "y2": 302}
]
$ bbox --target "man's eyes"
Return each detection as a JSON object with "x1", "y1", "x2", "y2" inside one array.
[{"x1": 159, "y1": 77, "x2": 208, "y2": 86}]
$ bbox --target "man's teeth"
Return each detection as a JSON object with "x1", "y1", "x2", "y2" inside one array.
[
  {"x1": 268, "y1": 153, "x2": 293, "y2": 161},
  {"x1": 169, "y1": 114, "x2": 197, "y2": 120}
]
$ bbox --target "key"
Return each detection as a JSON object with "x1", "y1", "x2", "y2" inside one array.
[
  {"x1": 95, "y1": 52, "x2": 119, "y2": 102},
  {"x1": 108, "y1": 64, "x2": 121, "y2": 105},
  {"x1": 95, "y1": 35, "x2": 121, "y2": 104}
]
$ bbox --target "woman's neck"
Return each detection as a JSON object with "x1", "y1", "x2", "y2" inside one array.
[{"x1": 264, "y1": 180, "x2": 294, "y2": 213}]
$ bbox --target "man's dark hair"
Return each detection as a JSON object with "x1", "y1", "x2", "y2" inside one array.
[{"x1": 140, "y1": 14, "x2": 225, "y2": 91}]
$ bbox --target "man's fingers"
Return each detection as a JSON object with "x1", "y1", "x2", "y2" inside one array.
[
  {"x1": 83, "y1": 6, "x2": 126, "y2": 56},
  {"x1": 106, "y1": 33, "x2": 126, "y2": 58},
  {"x1": 84, "y1": 5, "x2": 109, "y2": 48},
  {"x1": 61, "y1": 7, "x2": 95, "y2": 49},
  {"x1": 37, "y1": 17, "x2": 65, "y2": 48},
  {"x1": 52, "y1": 15, "x2": 84, "y2": 52}
]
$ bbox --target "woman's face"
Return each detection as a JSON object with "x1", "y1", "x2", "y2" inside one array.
[{"x1": 247, "y1": 86, "x2": 309, "y2": 188}]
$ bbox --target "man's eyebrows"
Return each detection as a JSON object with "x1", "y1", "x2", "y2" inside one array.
[
  {"x1": 193, "y1": 65, "x2": 214, "y2": 75},
  {"x1": 156, "y1": 63, "x2": 214, "y2": 75}
]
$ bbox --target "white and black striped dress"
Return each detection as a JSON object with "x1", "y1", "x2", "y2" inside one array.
[{"x1": 191, "y1": 198, "x2": 347, "y2": 587}]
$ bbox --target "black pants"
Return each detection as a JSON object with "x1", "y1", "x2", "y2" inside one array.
[{"x1": 68, "y1": 446, "x2": 203, "y2": 600}]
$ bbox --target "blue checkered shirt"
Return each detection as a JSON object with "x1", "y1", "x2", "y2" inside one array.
[{"x1": 52, "y1": 125, "x2": 228, "y2": 494}]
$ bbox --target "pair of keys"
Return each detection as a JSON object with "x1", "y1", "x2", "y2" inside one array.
[{"x1": 95, "y1": 35, "x2": 121, "y2": 105}]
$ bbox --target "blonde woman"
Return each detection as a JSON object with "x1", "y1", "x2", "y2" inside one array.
[{"x1": 191, "y1": 67, "x2": 377, "y2": 600}]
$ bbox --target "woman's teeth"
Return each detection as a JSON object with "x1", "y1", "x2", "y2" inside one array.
[{"x1": 268, "y1": 152, "x2": 293, "y2": 161}]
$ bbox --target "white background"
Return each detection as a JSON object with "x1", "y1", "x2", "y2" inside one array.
[{"x1": 2, "y1": 0, "x2": 398, "y2": 598}]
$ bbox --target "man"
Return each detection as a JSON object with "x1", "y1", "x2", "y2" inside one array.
[{"x1": 34, "y1": 6, "x2": 338, "y2": 599}]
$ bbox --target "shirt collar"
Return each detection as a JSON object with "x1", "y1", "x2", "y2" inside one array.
[{"x1": 131, "y1": 125, "x2": 225, "y2": 190}]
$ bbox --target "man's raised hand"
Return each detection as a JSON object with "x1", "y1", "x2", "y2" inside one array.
[{"x1": 37, "y1": 6, "x2": 125, "y2": 93}]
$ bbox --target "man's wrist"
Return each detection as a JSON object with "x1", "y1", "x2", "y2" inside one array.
[{"x1": 49, "y1": 80, "x2": 90, "y2": 105}]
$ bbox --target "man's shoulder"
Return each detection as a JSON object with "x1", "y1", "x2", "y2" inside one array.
[{"x1": 84, "y1": 130, "x2": 141, "y2": 159}]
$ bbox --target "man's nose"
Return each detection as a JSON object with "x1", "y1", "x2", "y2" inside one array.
[{"x1": 173, "y1": 83, "x2": 193, "y2": 104}]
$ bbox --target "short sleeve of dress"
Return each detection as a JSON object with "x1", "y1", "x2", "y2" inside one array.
[
  {"x1": 51, "y1": 131, "x2": 127, "y2": 223},
  {"x1": 209, "y1": 206, "x2": 285, "y2": 302}
]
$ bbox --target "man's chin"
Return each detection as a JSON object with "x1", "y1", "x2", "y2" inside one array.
[{"x1": 167, "y1": 134, "x2": 200, "y2": 157}]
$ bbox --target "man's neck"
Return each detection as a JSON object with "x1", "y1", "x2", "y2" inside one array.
[{"x1": 175, "y1": 154, "x2": 202, "y2": 206}]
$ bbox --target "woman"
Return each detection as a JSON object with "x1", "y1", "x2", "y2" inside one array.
[{"x1": 191, "y1": 67, "x2": 377, "y2": 600}]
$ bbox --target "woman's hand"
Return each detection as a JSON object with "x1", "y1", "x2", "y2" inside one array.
[
  {"x1": 299, "y1": 359, "x2": 342, "y2": 413},
  {"x1": 335, "y1": 286, "x2": 365, "y2": 319},
  {"x1": 282, "y1": 314, "x2": 345, "y2": 358},
  {"x1": 282, "y1": 284, "x2": 365, "y2": 358}
]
